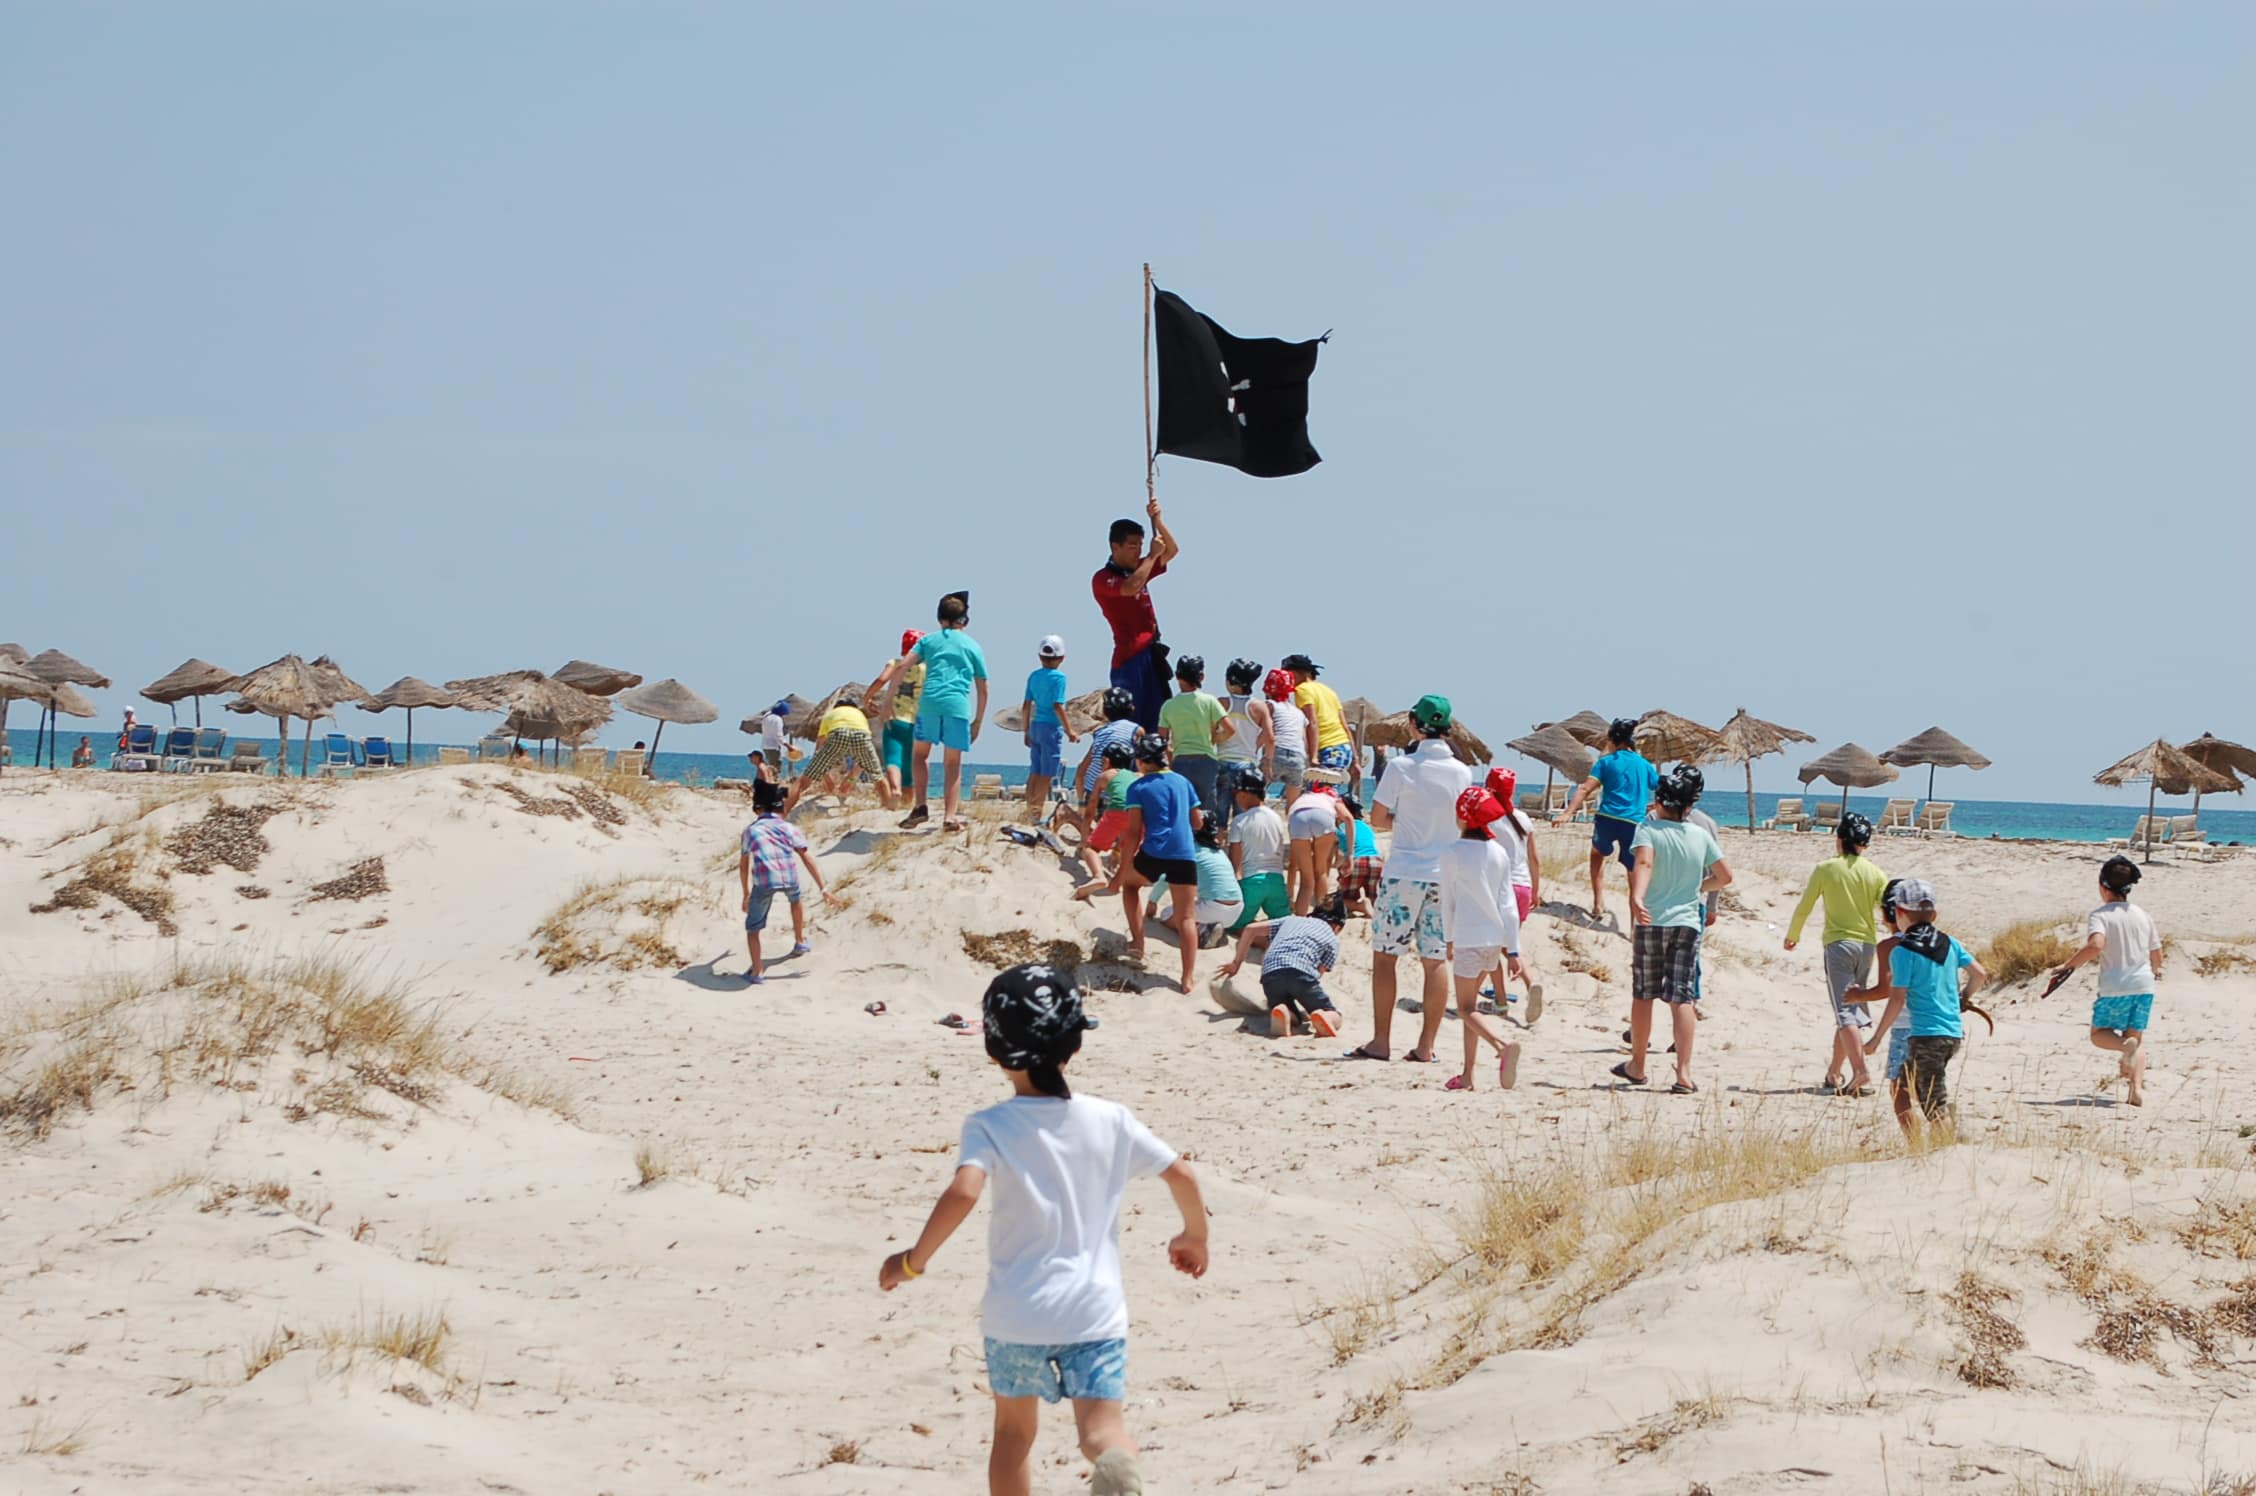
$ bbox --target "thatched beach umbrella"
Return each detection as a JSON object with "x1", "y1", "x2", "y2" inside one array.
[
  {"x1": 1714, "y1": 708, "x2": 1816, "y2": 833},
  {"x1": 142, "y1": 658, "x2": 239, "y2": 728},
  {"x1": 1363, "y1": 709, "x2": 1492, "y2": 765},
  {"x1": 448, "y1": 671, "x2": 612, "y2": 764},
  {"x1": 1880, "y1": 727, "x2": 1993, "y2": 805},
  {"x1": 552, "y1": 659, "x2": 643, "y2": 697},
  {"x1": 1505, "y1": 724, "x2": 1597, "y2": 806},
  {"x1": 787, "y1": 682, "x2": 867, "y2": 742},
  {"x1": 1633, "y1": 710, "x2": 1724, "y2": 767},
  {"x1": 23, "y1": 649, "x2": 112, "y2": 768},
  {"x1": 614, "y1": 678, "x2": 716, "y2": 763},
  {"x1": 2095, "y1": 740, "x2": 2240, "y2": 860},
  {"x1": 1797, "y1": 743, "x2": 1900, "y2": 810},
  {"x1": 227, "y1": 654, "x2": 373, "y2": 777},
  {"x1": 358, "y1": 677, "x2": 460, "y2": 766},
  {"x1": 1543, "y1": 710, "x2": 1612, "y2": 749},
  {"x1": 997, "y1": 688, "x2": 1109, "y2": 736},
  {"x1": 0, "y1": 664, "x2": 71, "y2": 772},
  {"x1": 2180, "y1": 733, "x2": 2256, "y2": 819}
]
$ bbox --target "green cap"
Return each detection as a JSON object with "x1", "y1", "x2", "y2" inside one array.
[{"x1": 1411, "y1": 693, "x2": 1453, "y2": 732}]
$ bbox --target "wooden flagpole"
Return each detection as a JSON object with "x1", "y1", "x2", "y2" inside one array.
[{"x1": 1142, "y1": 263, "x2": 1155, "y2": 498}]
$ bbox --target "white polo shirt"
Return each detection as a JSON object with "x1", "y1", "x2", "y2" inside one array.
[{"x1": 1373, "y1": 739, "x2": 1472, "y2": 884}]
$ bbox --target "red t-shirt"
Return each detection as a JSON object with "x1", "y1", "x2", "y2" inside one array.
[{"x1": 1091, "y1": 560, "x2": 1167, "y2": 667}]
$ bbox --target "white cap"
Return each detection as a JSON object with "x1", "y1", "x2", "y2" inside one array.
[{"x1": 1038, "y1": 634, "x2": 1065, "y2": 658}]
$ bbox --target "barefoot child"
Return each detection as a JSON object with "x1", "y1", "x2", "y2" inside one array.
[
  {"x1": 1438, "y1": 787, "x2": 1526, "y2": 1091},
  {"x1": 902, "y1": 591, "x2": 989, "y2": 832},
  {"x1": 2047, "y1": 855, "x2": 2163, "y2": 1107},
  {"x1": 738, "y1": 778, "x2": 828, "y2": 984},
  {"x1": 1219, "y1": 893, "x2": 1349, "y2": 1039},
  {"x1": 879, "y1": 964, "x2": 1209, "y2": 1496},
  {"x1": 1021, "y1": 635, "x2": 1078, "y2": 815},
  {"x1": 1851, "y1": 878, "x2": 1989, "y2": 1140},
  {"x1": 1783, "y1": 811, "x2": 1889, "y2": 1096},
  {"x1": 1072, "y1": 741, "x2": 1138, "y2": 888},
  {"x1": 1071, "y1": 735, "x2": 1205, "y2": 992}
]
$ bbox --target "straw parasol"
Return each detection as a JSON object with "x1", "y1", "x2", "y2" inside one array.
[
  {"x1": 996, "y1": 688, "x2": 1109, "y2": 736},
  {"x1": 0, "y1": 664, "x2": 78, "y2": 772},
  {"x1": 1879, "y1": 727, "x2": 1993, "y2": 805},
  {"x1": 2180, "y1": 733, "x2": 2256, "y2": 819},
  {"x1": 1541, "y1": 710, "x2": 1612, "y2": 749},
  {"x1": 2094, "y1": 740, "x2": 2240, "y2": 860},
  {"x1": 142, "y1": 658, "x2": 239, "y2": 728},
  {"x1": 448, "y1": 671, "x2": 612, "y2": 763},
  {"x1": 787, "y1": 683, "x2": 867, "y2": 742},
  {"x1": 226, "y1": 654, "x2": 372, "y2": 776},
  {"x1": 1797, "y1": 743, "x2": 1900, "y2": 810},
  {"x1": 552, "y1": 660, "x2": 643, "y2": 697},
  {"x1": 23, "y1": 649, "x2": 112, "y2": 768},
  {"x1": 1632, "y1": 710, "x2": 1724, "y2": 767},
  {"x1": 358, "y1": 677, "x2": 460, "y2": 766},
  {"x1": 1362, "y1": 710, "x2": 1492, "y2": 766},
  {"x1": 1713, "y1": 708, "x2": 1817, "y2": 833},
  {"x1": 0, "y1": 658, "x2": 35, "y2": 771},
  {"x1": 614, "y1": 678, "x2": 717, "y2": 762},
  {"x1": 1505, "y1": 724, "x2": 1597, "y2": 806}
]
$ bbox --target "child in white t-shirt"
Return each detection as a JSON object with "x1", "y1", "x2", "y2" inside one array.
[
  {"x1": 2046, "y1": 855, "x2": 2165, "y2": 1107},
  {"x1": 879, "y1": 964, "x2": 1210, "y2": 1496},
  {"x1": 1437, "y1": 787, "x2": 1528, "y2": 1092}
]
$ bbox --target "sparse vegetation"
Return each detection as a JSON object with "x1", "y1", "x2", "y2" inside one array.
[
  {"x1": 2195, "y1": 949, "x2": 2256, "y2": 979},
  {"x1": 1617, "y1": 1390, "x2": 1729, "y2": 1457},
  {"x1": 165, "y1": 800, "x2": 283, "y2": 875},
  {"x1": 1980, "y1": 915, "x2": 2081, "y2": 985},
  {"x1": 534, "y1": 876, "x2": 717, "y2": 974},
  {"x1": 309, "y1": 856, "x2": 388, "y2": 902},
  {"x1": 821, "y1": 1440, "x2": 862, "y2": 1466},
  {"x1": 962, "y1": 930, "x2": 1085, "y2": 971},
  {"x1": 634, "y1": 1140, "x2": 675, "y2": 1188},
  {"x1": 17, "y1": 1413, "x2": 90, "y2": 1457},
  {"x1": 1947, "y1": 1271, "x2": 2026, "y2": 1387},
  {"x1": 29, "y1": 837, "x2": 178, "y2": 935},
  {"x1": 2179, "y1": 1193, "x2": 2256, "y2": 1260}
]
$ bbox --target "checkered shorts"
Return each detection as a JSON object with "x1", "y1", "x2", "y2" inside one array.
[
  {"x1": 1337, "y1": 855, "x2": 1384, "y2": 899},
  {"x1": 802, "y1": 729, "x2": 882, "y2": 785},
  {"x1": 1633, "y1": 925, "x2": 1702, "y2": 1004}
]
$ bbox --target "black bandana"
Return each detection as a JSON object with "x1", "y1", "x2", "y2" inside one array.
[
  {"x1": 1899, "y1": 920, "x2": 1951, "y2": 966},
  {"x1": 982, "y1": 963, "x2": 1090, "y2": 1072}
]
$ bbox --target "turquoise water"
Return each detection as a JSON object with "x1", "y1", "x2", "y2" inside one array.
[{"x1": 8, "y1": 728, "x2": 2250, "y2": 845}]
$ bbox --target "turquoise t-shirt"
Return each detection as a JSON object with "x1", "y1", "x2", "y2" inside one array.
[
  {"x1": 1594, "y1": 750, "x2": 1659, "y2": 821},
  {"x1": 1150, "y1": 846, "x2": 1244, "y2": 906},
  {"x1": 1629, "y1": 816, "x2": 1721, "y2": 929},
  {"x1": 1335, "y1": 817, "x2": 1378, "y2": 859},
  {"x1": 1023, "y1": 667, "x2": 1068, "y2": 733},
  {"x1": 914, "y1": 629, "x2": 989, "y2": 721},
  {"x1": 1890, "y1": 935, "x2": 1973, "y2": 1039}
]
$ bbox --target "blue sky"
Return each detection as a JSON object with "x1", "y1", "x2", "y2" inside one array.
[{"x1": 4, "y1": 4, "x2": 2249, "y2": 803}]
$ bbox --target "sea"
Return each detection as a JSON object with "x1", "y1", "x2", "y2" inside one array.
[{"x1": 8, "y1": 727, "x2": 2251, "y2": 847}]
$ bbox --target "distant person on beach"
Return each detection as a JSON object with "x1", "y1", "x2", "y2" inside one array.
[
  {"x1": 783, "y1": 688, "x2": 888, "y2": 816},
  {"x1": 1092, "y1": 498, "x2": 1180, "y2": 731},
  {"x1": 1223, "y1": 770, "x2": 1293, "y2": 934},
  {"x1": 1350, "y1": 695, "x2": 1473, "y2": 1064},
  {"x1": 1219, "y1": 894, "x2": 1349, "y2": 1040},
  {"x1": 1262, "y1": 669, "x2": 1308, "y2": 799},
  {"x1": 1615, "y1": 766, "x2": 1729, "y2": 1095},
  {"x1": 1070, "y1": 734, "x2": 1204, "y2": 992},
  {"x1": 510, "y1": 742, "x2": 530, "y2": 763},
  {"x1": 1281, "y1": 654, "x2": 1353, "y2": 780},
  {"x1": 1784, "y1": 810, "x2": 1889, "y2": 1096},
  {"x1": 1156, "y1": 654, "x2": 1229, "y2": 816},
  {"x1": 2047, "y1": 855, "x2": 2162, "y2": 1108},
  {"x1": 117, "y1": 708, "x2": 138, "y2": 753},
  {"x1": 878, "y1": 963, "x2": 1208, "y2": 1496},
  {"x1": 1850, "y1": 878, "x2": 1987, "y2": 1139},
  {"x1": 1214, "y1": 660, "x2": 1272, "y2": 825},
  {"x1": 1438, "y1": 786, "x2": 1527, "y2": 1092},
  {"x1": 631, "y1": 739, "x2": 655, "y2": 777},
  {"x1": 1020, "y1": 634, "x2": 1078, "y2": 815},
  {"x1": 1553, "y1": 718, "x2": 1657, "y2": 924},
  {"x1": 71, "y1": 736, "x2": 94, "y2": 769},
  {"x1": 901, "y1": 592, "x2": 989, "y2": 832},
  {"x1": 868, "y1": 634, "x2": 925, "y2": 808},
  {"x1": 740, "y1": 778, "x2": 828, "y2": 984}
]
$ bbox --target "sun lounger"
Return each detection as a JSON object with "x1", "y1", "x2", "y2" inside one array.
[
  {"x1": 361, "y1": 736, "x2": 396, "y2": 770},
  {"x1": 157, "y1": 726, "x2": 199, "y2": 772},
  {"x1": 111, "y1": 724, "x2": 161, "y2": 772},
  {"x1": 1542, "y1": 785, "x2": 1570, "y2": 817},
  {"x1": 973, "y1": 773, "x2": 1007, "y2": 801},
  {"x1": 1877, "y1": 799, "x2": 1917, "y2": 836},
  {"x1": 477, "y1": 735, "x2": 511, "y2": 763},
  {"x1": 183, "y1": 726, "x2": 228, "y2": 772},
  {"x1": 2108, "y1": 815, "x2": 2169, "y2": 852},
  {"x1": 437, "y1": 746, "x2": 472, "y2": 766},
  {"x1": 2168, "y1": 814, "x2": 2205, "y2": 847},
  {"x1": 572, "y1": 746, "x2": 610, "y2": 774},
  {"x1": 1916, "y1": 801, "x2": 1956, "y2": 837},
  {"x1": 227, "y1": 741, "x2": 268, "y2": 773},
  {"x1": 613, "y1": 749, "x2": 645, "y2": 778},
  {"x1": 1810, "y1": 800, "x2": 1843, "y2": 834},
  {"x1": 315, "y1": 732, "x2": 357, "y2": 778},
  {"x1": 1760, "y1": 797, "x2": 1810, "y2": 832}
]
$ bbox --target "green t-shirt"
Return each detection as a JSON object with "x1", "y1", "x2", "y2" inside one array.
[
  {"x1": 1102, "y1": 768, "x2": 1132, "y2": 811},
  {"x1": 1630, "y1": 816, "x2": 1722, "y2": 930},
  {"x1": 1158, "y1": 690, "x2": 1226, "y2": 759},
  {"x1": 1786, "y1": 854, "x2": 1890, "y2": 946}
]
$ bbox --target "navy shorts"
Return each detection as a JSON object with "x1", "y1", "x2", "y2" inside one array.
[{"x1": 1592, "y1": 813, "x2": 1639, "y2": 869}]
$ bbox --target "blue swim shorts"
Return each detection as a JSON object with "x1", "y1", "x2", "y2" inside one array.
[
  {"x1": 744, "y1": 885, "x2": 801, "y2": 933},
  {"x1": 2091, "y1": 994, "x2": 2153, "y2": 1033},
  {"x1": 1592, "y1": 813, "x2": 1639, "y2": 869},
  {"x1": 914, "y1": 711, "x2": 972, "y2": 753},
  {"x1": 1027, "y1": 723, "x2": 1065, "y2": 779},
  {"x1": 983, "y1": 1337, "x2": 1128, "y2": 1404},
  {"x1": 1316, "y1": 743, "x2": 1354, "y2": 774}
]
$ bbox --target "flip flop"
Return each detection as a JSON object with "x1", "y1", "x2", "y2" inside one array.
[
  {"x1": 1444, "y1": 1074, "x2": 1472, "y2": 1092},
  {"x1": 1401, "y1": 1050, "x2": 1439, "y2": 1064},
  {"x1": 1499, "y1": 1042, "x2": 1521, "y2": 1090},
  {"x1": 1524, "y1": 985, "x2": 1544, "y2": 1026},
  {"x1": 937, "y1": 1013, "x2": 970, "y2": 1029},
  {"x1": 1670, "y1": 1080, "x2": 1698, "y2": 1095},
  {"x1": 1340, "y1": 1045, "x2": 1389, "y2": 1061},
  {"x1": 863, "y1": 1001, "x2": 887, "y2": 1016},
  {"x1": 1610, "y1": 1062, "x2": 1648, "y2": 1086}
]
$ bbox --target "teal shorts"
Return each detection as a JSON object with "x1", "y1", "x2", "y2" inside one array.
[
  {"x1": 914, "y1": 711, "x2": 972, "y2": 753},
  {"x1": 2091, "y1": 994, "x2": 2152, "y2": 1033},
  {"x1": 1230, "y1": 872, "x2": 1292, "y2": 932},
  {"x1": 983, "y1": 1337, "x2": 1127, "y2": 1403},
  {"x1": 882, "y1": 719, "x2": 915, "y2": 775}
]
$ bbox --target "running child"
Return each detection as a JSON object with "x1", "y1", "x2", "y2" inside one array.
[
  {"x1": 1219, "y1": 893, "x2": 1349, "y2": 1039},
  {"x1": 902, "y1": 592, "x2": 990, "y2": 832},
  {"x1": 1224, "y1": 770, "x2": 1293, "y2": 934},
  {"x1": 2046, "y1": 855, "x2": 2163, "y2": 1107},
  {"x1": 1552, "y1": 718, "x2": 1658, "y2": 924},
  {"x1": 1438, "y1": 787, "x2": 1527, "y2": 1091},
  {"x1": 878, "y1": 963, "x2": 1209, "y2": 1496},
  {"x1": 1071, "y1": 734, "x2": 1205, "y2": 991},
  {"x1": 1851, "y1": 878, "x2": 1989, "y2": 1141},
  {"x1": 1783, "y1": 810, "x2": 1890, "y2": 1096},
  {"x1": 1022, "y1": 635, "x2": 1079, "y2": 815},
  {"x1": 738, "y1": 778, "x2": 829, "y2": 984},
  {"x1": 867, "y1": 632, "x2": 924, "y2": 808}
]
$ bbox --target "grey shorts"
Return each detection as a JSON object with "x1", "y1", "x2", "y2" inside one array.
[{"x1": 1825, "y1": 941, "x2": 1875, "y2": 1031}]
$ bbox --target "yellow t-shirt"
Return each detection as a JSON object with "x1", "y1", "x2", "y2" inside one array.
[
  {"x1": 819, "y1": 704, "x2": 871, "y2": 740},
  {"x1": 1293, "y1": 680, "x2": 1351, "y2": 751},
  {"x1": 887, "y1": 659, "x2": 925, "y2": 725}
]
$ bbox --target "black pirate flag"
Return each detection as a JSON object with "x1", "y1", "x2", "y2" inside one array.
[{"x1": 1152, "y1": 289, "x2": 1323, "y2": 478}]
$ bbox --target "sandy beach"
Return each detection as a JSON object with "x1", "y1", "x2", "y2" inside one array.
[{"x1": 4, "y1": 765, "x2": 2253, "y2": 1494}]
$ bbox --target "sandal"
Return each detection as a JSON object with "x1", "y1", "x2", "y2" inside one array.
[
  {"x1": 1499, "y1": 1042, "x2": 1521, "y2": 1090},
  {"x1": 937, "y1": 1013, "x2": 970, "y2": 1030},
  {"x1": 1401, "y1": 1050, "x2": 1439, "y2": 1064},
  {"x1": 863, "y1": 1001, "x2": 887, "y2": 1016},
  {"x1": 1670, "y1": 1080, "x2": 1698, "y2": 1095},
  {"x1": 1340, "y1": 1045, "x2": 1388, "y2": 1061},
  {"x1": 1610, "y1": 1061, "x2": 1648, "y2": 1086},
  {"x1": 1444, "y1": 1074, "x2": 1471, "y2": 1091}
]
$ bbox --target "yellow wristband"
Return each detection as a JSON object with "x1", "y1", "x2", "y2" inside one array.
[{"x1": 898, "y1": 1251, "x2": 921, "y2": 1280}]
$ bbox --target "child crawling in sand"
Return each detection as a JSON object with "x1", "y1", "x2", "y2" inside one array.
[{"x1": 880, "y1": 963, "x2": 1209, "y2": 1496}]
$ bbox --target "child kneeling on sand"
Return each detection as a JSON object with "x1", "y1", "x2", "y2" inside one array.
[
  {"x1": 2047, "y1": 855, "x2": 2164, "y2": 1107},
  {"x1": 1852, "y1": 878, "x2": 1988, "y2": 1140},
  {"x1": 880, "y1": 963, "x2": 1210, "y2": 1496},
  {"x1": 1218, "y1": 893, "x2": 1349, "y2": 1039},
  {"x1": 1142, "y1": 822, "x2": 1243, "y2": 948},
  {"x1": 738, "y1": 779, "x2": 828, "y2": 984}
]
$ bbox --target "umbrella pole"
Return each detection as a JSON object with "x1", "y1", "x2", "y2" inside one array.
[
  {"x1": 649, "y1": 719, "x2": 665, "y2": 769},
  {"x1": 194, "y1": 696, "x2": 202, "y2": 728},
  {"x1": 405, "y1": 707, "x2": 414, "y2": 768},
  {"x1": 301, "y1": 718, "x2": 315, "y2": 779},
  {"x1": 1744, "y1": 759, "x2": 1755, "y2": 834},
  {"x1": 2144, "y1": 778, "x2": 2157, "y2": 864}
]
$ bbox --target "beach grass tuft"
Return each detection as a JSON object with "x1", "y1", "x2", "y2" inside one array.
[{"x1": 1979, "y1": 915, "x2": 2082, "y2": 984}]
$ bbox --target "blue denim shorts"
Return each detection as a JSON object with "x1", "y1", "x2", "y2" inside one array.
[
  {"x1": 2091, "y1": 994, "x2": 2153, "y2": 1033},
  {"x1": 744, "y1": 885, "x2": 801, "y2": 932},
  {"x1": 983, "y1": 1337, "x2": 1128, "y2": 1404},
  {"x1": 914, "y1": 711, "x2": 972, "y2": 752},
  {"x1": 1027, "y1": 724, "x2": 1064, "y2": 779},
  {"x1": 1884, "y1": 1024, "x2": 1911, "y2": 1081}
]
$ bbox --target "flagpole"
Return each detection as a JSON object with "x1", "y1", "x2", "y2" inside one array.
[{"x1": 1142, "y1": 262, "x2": 1155, "y2": 499}]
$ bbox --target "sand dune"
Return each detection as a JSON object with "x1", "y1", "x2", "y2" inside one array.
[{"x1": 4, "y1": 766, "x2": 2252, "y2": 1493}]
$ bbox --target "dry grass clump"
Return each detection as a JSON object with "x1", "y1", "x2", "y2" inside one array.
[
  {"x1": 0, "y1": 1033, "x2": 131, "y2": 1141},
  {"x1": 309, "y1": 856, "x2": 388, "y2": 902},
  {"x1": 165, "y1": 800, "x2": 283, "y2": 875},
  {"x1": 492, "y1": 780, "x2": 589, "y2": 821},
  {"x1": 2179, "y1": 1193, "x2": 2256, "y2": 1260},
  {"x1": 821, "y1": 1440, "x2": 862, "y2": 1467},
  {"x1": 2043, "y1": 1228, "x2": 2219, "y2": 1367},
  {"x1": 1616, "y1": 1390, "x2": 1729, "y2": 1457},
  {"x1": 29, "y1": 839, "x2": 178, "y2": 935},
  {"x1": 559, "y1": 778, "x2": 631, "y2": 825},
  {"x1": 634, "y1": 1140, "x2": 675, "y2": 1188},
  {"x1": 2195, "y1": 949, "x2": 2256, "y2": 978},
  {"x1": 1555, "y1": 929, "x2": 1611, "y2": 985},
  {"x1": 1946, "y1": 1271, "x2": 2027, "y2": 1387},
  {"x1": 17, "y1": 1413, "x2": 90, "y2": 1457},
  {"x1": 242, "y1": 1307, "x2": 456, "y2": 1385},
  {"x1": 534, "y1": 876, "x2": 716, "y2": 974},
  {"x1": 962, "y1": 930, "x2": 1085, "y2": 971},
  {"x1": 1980, "y1": 915, "x2": 2082, "y2": 985}
]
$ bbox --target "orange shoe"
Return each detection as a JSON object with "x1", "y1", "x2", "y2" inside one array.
[
  {"x1": 1269, "y1": 1004, "x2": 1294, "y2": 1038},
  {"x1": 1308, "y1": 1009, "x2": 1341, "y2": 1039}
]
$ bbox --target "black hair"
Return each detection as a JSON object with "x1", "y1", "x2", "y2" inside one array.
[
  {"x1": 1339, "y1": 793, "x2": 1364, "y2": 820},
  {"x1": 1880, "y1": 877, "x2": 1904, "y2": 923},
  {"x1": 982, "y1": 963, "x2": 1088, "y2": 1099},
  {"x1": 1193, "y1": 821, "x2": 1223, "y2": 851},
  {"x1": 753, "y1": 778, "x2": 787, "y2": 813},
  {"x1": 1100, "y1": 741, "x2": 1137, "y2": 768},
  {"x1": 1174, "y1": 655, "x2": 1205, "y2": 687},
  {"x1": 1226, "y1": 658, "x2": 1261, "y2": 690},
  {"x1": 2100, "y1": 856, "x2": 2142, "y2": 896},
  {"x1": 1232, "y1": 771, "x2": 1267, "y2": 800},
  {"x1": 1108, "y1": 518, "x2": 1145, "y2": 547},
  {"x1": 1608, "y1": 717, "x2": 1639, "y2": 748},
  {"x1": 937, "y1": 592, "x2": 969, "y2": 626},
  {"x1": 1309, "y1": 893, "x2": 1348, "y2": 926}
]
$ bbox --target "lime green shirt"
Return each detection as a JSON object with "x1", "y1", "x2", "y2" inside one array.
[
  {"x1": 1102, "y1": 768, "x2": 1133, "y2": 811},
  {"x1": 1787, "y1": 854, "x2": 1890, "y2": 946},
  {"x1": 1158, "y1": 690, "x2": 1226, "y2": 759}
]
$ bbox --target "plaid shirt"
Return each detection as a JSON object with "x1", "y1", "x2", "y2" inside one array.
[{"x1": 740, "y1": 814, "x2": 807, "y2": 891}]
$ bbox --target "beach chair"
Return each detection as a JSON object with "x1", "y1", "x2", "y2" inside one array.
[
  {"x1": 1760, "y1": 797, "x2": 1810, "y2": 832},
  {"x1": 315, "y1": 732, "x2": 358, "y2": 778},
  {"x1": 2168, "y1": 814, "x2": 2207, "y2": 851},
  {"x1": 1542, "y1": 784, "x2": 1570, "y2": 817},
  {"x1": 972, "y1": 773, "x2": 1007, "y2": 801},
  {"x1": 111, "y1": 724, "x2": 161, "y2": 771},
  {"x1": 1810, "y1": 800, "x2": 1843, "y2": 834},
  {"x1": 361, "y1": 736, "x2": 396, "y2": 770},
  {"x1": 477, "y1": 735, "x2": 511, "y2": 763},
  {"x1": 614, "y1": 749, "x2": 645, "y2": 778},
  {"x1": 1877, "y1": 799, "x2": 1917, "y2": 836},
  {"x1": 227, "y1": 741, "x2": 268, "y2": 773},
  {"x1": 2107, "y1": 815, "x2": 2168, "y2": 852},
  {"x1": 1916, "y1": 801, "x2": 1956, "y2": 838},
  {"x1": 158, "y1": 726, "x2": 199, "y2": 772},
  {"x1": 572, "y1": 745, "x2": 610, "y2": 775},
  {"x1": 437, "y1": 746, "x2": 472, "y2": 766},
  {"x1": 185, "y1": 726, "x2": 228, "y2": 772}
]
